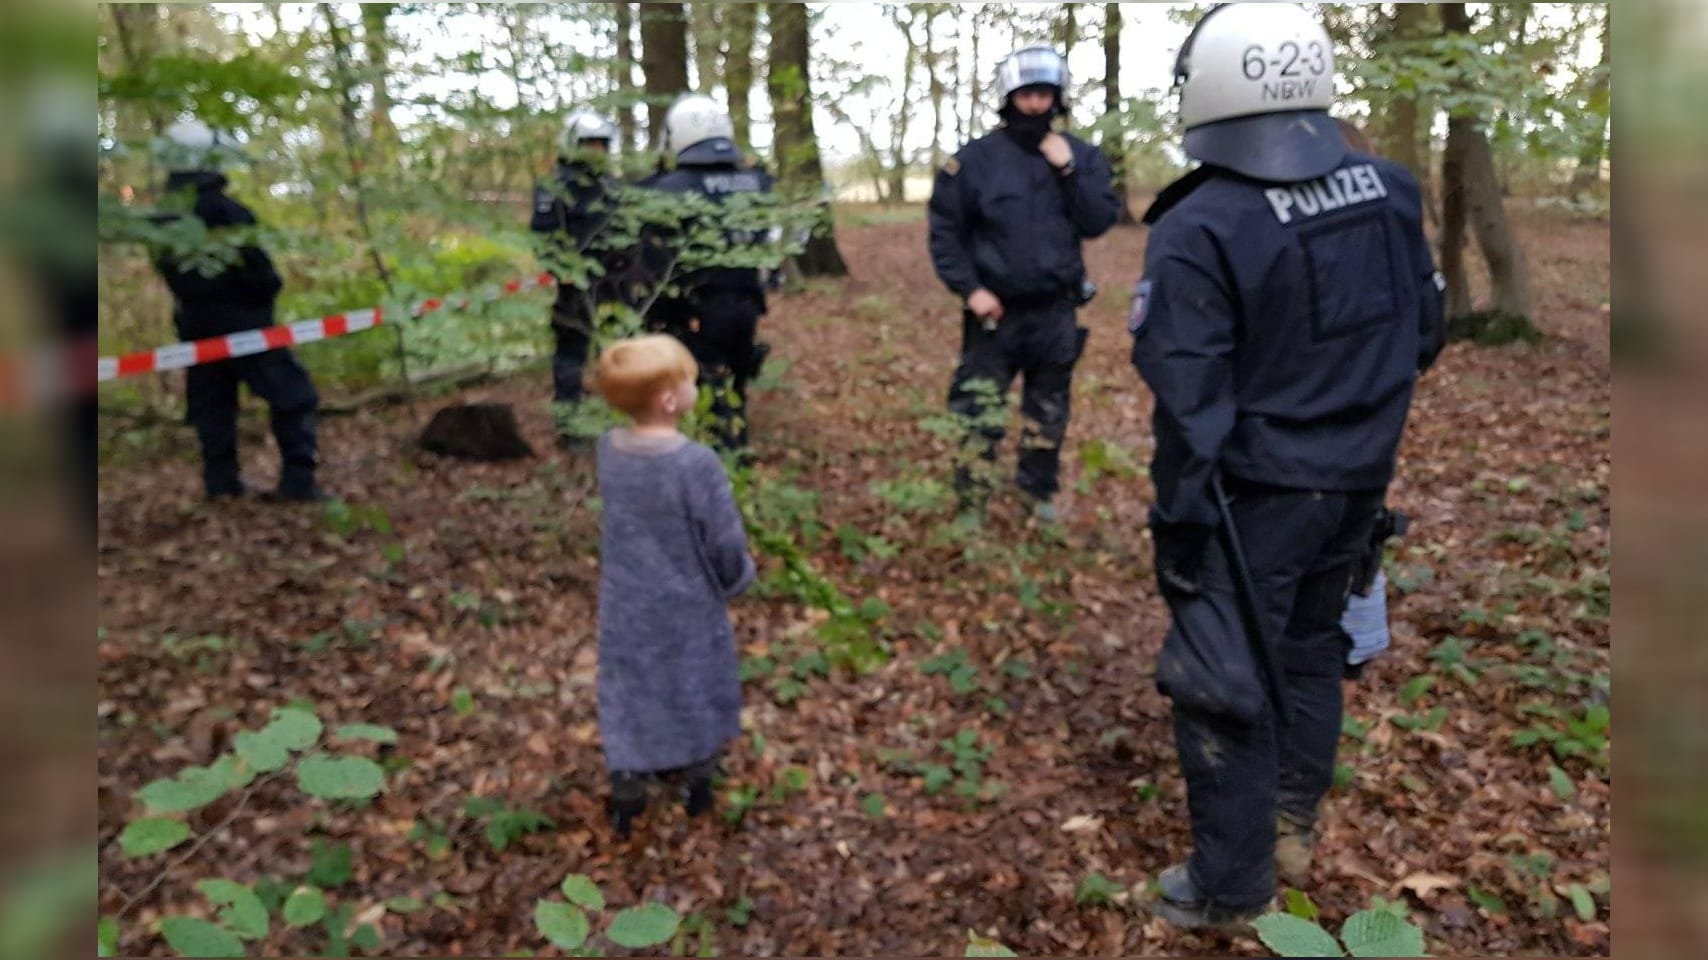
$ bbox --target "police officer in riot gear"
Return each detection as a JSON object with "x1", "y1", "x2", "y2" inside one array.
[
  {"x1": 928, "y1": 45, "x2": 1120, "y2": 523},
  {"x1": 149, "y1": 119, "x2": 326, "y2": 502},
  {"x1": 531, "y1": 110, "x2": 622, "y2": 421},
  {"x1": 1129, "y1": 4, "x2": 1446, "y2": 928},
  {"x1": 638, "y1": 94, "x2": 775, "y2": 451}
]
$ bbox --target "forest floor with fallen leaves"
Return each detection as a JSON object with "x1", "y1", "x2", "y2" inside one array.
[{"x1": 97, "y1": 203, "x2": 1610, "y2": 957}]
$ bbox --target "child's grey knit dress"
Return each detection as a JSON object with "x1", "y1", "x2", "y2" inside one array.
[{"x1": 594, "y1": 429, "x2": 755, "y2": 774}]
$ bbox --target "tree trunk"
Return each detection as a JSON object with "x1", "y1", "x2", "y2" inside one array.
[
  {"x1": 690, "y1": 2, "x2": 722, "y2": 93},
  {"x1": 107, "y1": 4, "x2": 166, "y2": 140},
  {"x1": 887, "y1": 7, "x2": 920, "y2": 205},
  {"x1": 1058, "y1": 3, "x2": 1078, "y2": 62},
  {"x1": 1439, "y1": 116, "x2": 1474, "y2": 319},
  {"x1": 1382, "y1": 1, "x2": 1428, "y2": 180},
  {"x1": 1570, "y1": 6, "x2": 1611, "y2": 197},
  {"x1": 360, "y1": 3, "x2": 399, "y2": 151},
  {"x1": 969, "y1": 8, "x2": 983, "y2": 136},
  {"x1": 724, "y1": 2, "x2": 756, "y2": 153},
  {"x1": 1103, "y1": 4, "x2": 1133, "y2": 224},
  {"x1": 1460, "y1": 121, "x2": 1531, "y2": 318},
  {"x1": 925, "y1": 6, "x2": 946, "y2": 169},
  {"x1": 767, "y1": 1, "x2": 848, "y2": 276},
  {"x1": 502, "y1": 7, "x2": 534, "y2": 189},
  {"x1": 950, "y1": 5, "x2": 965, "y2": 145},
  {"x1": 1441, "y1": 3, "x2": 1530, "y2": 322},
  {"x1": 639, "y1": 2, "x2": 689, "y2": 152},
  {"x1": 613, "y1": 2, "x2": 638, "y2": 153}
]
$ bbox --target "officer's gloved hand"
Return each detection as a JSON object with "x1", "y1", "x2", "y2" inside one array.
[{"x1": 1151, "y1": 520, "x2": 1213, "y2": 599}]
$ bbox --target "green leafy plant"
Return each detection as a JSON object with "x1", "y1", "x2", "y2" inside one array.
[
  {"x1": 1074, "y1": 872, "x2": 1124, "y2": 908},
  {"x1": 1075, "y1": 436, "x2": 1140, "y2": 494},
  {"x1": 964, "y1": 930, "x2": 1019, "y2": 956},
  {"x1": 1510, "y1": 703, "x2": 1610, "y2": 772},
  {"x1": 534, "y1": 873, "x2": 682, "y2": 953},
  {"x1": 1252, "y1": 905, "x2": 1427, "y2": 957},
  {"x1": 463, "y1": 796, "x2": 555, "y2": 853},
  {"x1": 103, "y1": 706, "x2": 397, "y2": 956}
]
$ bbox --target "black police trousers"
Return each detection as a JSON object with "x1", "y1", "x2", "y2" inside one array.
[
  {"x1": 947, "y1": 298, "x2": 1083, "y2": 501},
  {"x1": 1166, "y1": 483, "x2": 1381, "y2": 909},
  {"x1": 551, "y1": 311, "x2": 593, "y2": 404},
  {"x1": 672, "y1": 289, "x2": 763, "y2": 451},
  {"x1": 185, "y1": 350, "x2": 319, "y2": 498}
]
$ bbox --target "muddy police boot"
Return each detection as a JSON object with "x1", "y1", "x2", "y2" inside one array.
[
  {"x1": 1275, "y1": 816, "x2": 1317, "y2": 888},
  {"x1": 1148, "y1": 863, "x2": 1268, "y2": 932}
]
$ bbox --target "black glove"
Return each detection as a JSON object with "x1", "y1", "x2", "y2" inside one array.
[{"x1": 1151, "y1": 520, "x2": 1213, "y2": 598}]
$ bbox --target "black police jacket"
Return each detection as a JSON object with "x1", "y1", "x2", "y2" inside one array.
[
  {"x1": 151, "y1": 172, "x2": 284, "y2": 340},
  {"x1": 636, "y1": 162, "x2": 774, "y2": 321},
  {"x1": 1130, "y1": 152, "x2": 1447, "y2": 532},
  {"x1": 928, "y1": 129, "x2": 1120, "y2": 303},
  {"x1": 531, "y1": 159, "x2": 624, "y2": 316}
]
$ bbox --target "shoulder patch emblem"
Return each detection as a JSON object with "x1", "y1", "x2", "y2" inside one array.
[
  {"x1": 941, "y1": 156, "x2": 961, "y2": 177},
  {"x1": 1127, "y1": 278, "x2": 1153, "y2": 335}
]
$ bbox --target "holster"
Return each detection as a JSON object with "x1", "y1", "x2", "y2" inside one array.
[{"x1": 1353, "y1": 507, "x2": 1410, "y2": 596}]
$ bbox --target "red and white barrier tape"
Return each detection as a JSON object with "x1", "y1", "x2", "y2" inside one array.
[{"x1": 95, "y1": 272, "x2": 558, "y2": 383}]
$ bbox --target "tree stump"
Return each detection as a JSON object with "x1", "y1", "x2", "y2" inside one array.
[{"x1": 417, "y1": 403, "x2": 534, "y2": 461}]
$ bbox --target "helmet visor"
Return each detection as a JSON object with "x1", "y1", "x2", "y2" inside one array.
[{"x1": 1183, "y1": 110, "x2": 1347, "y2": 182}]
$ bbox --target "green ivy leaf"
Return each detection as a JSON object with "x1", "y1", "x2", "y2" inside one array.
[
  {"x1": 1468, "y1": 881, "x2": 1509, "y2": 908},
  {"x1": 1074, "y1": 872, "x2": 1123, "y2": 907},
  {"x1": 605, "y1": 903, "x2": 680, "y2": 948},
  {"x1": 98, "y1": 917, "x2": 119, "y2": 957},
  {"x1": 1252, "y1": 913, "x2": 1344, "y2": 958},
  {"x1": 559, "y1": 874, "x2": 605, "y2": 911},
  {"x1": 158, "y1": 917, "x2": 245, "y2": 958},
  {"x1": 861, "y1": 793, "x2": 887, "y2": 818},
  {"x1": 1399, "y1": 674, "x2": 1437, "y2": 706},
  {"x1": 1568, "y1": 883, "x2": 1597, "y2": 921},
  {"x1": 119, "y1": 818, "x2": 192, "y2": 858},
  {"x1": 265, "y1": 707, "x2": 323, "y2": 751},
  {"x1": 1284, "y1": 887, "x2": 1320, "y2": 922},
  {"x1": 333, "y1": 724, "x2": 399, "y2": 744},
  {"x1": 1548, "y1": 765, "x2": 1576, "y2": 801},
  {"x1": 307, "y1": 839, "x2": 354, "y2": 888},
  {"x1": 534, "y1": 901, "x2": 590, "y2": 949},
  {"x1": 1341, "y1": 907, "x2": 1426, "y2": 958},
  {"x1": 232, "y1": 730, "x2": 290, "y2": 774},
  {"x1": 136, "y1": 756, "x2": 249, "y2": 814},
  {"x1": 196, "y1": 879, "x2": 268, "y2": 941},
  {"x1": 964, "y1": 930, "x2": 1019, "y2": 957},
  {"x1": 384, "y1": 896, "x2": 426, "y2": 914},
  {"x1": 351, "y1": 923, "x2": 382, "y2": 952},
  {"x1": 283, "y1": 886, "x2": 327, "y2": 928},
  {"x1": 296, "y1": 754, "x2": 385, "y2": 799}
]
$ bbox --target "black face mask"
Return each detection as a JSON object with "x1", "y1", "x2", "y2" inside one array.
[{"x1": 1000, "y1": 106, "x2": 1054, "y2": 151}]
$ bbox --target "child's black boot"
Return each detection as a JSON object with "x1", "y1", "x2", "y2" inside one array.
[{"x1": 608, "y1": 774, "x2": 649, "y2": 840}]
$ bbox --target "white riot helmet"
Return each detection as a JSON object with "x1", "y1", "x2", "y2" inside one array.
[
  {"x1": 661, "y1": 94, "x2": 738, "y2": 165},
  {"x1": 1173, "y1": 3, "x2": 1347, "y2": 182},
  {"x1": 995, "y1": 45, "x2": 1070, "y2": 111},
  {"x1": 559, "y1": 109, "x2": 617, "y2": 156},
  {"x1": 154, "y1": 118, "x2": 247, "y2": 172}
]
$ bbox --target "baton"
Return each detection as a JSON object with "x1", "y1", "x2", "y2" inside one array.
[{"x1": 1211, "y1": 473, "x2": 1292, "y2": 725}]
